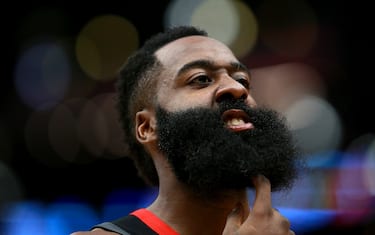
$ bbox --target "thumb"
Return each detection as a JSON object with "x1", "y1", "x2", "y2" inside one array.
[{"x1": 222, "y1": 204, "x2": 244, "y2": 235}]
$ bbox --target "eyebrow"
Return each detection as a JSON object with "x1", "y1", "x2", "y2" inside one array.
[{"x1": 176, "y1": 59, "x2": 250, "y2": 77}]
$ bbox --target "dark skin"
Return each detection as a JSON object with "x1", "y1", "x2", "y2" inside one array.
[{"x1": 71, "y1": 36, "x2": 294, "y2": 235}]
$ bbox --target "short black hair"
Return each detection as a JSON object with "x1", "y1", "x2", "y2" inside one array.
[{"x1": 116, "y1": 25, "x2": 208, "y2": 185}]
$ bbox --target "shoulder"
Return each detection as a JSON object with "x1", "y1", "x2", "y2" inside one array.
[{"x1": 70, "y1": 228, "x2": 120, "y2": 235}]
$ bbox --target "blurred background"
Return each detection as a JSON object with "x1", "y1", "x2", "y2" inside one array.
[{"x1": 1, "y1": 0, "x2": 374, "y2": 234}]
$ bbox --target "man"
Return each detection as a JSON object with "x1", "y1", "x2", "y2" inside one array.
[{"x1": 71, "y1": 25, "x2": 301, "y2": 235}]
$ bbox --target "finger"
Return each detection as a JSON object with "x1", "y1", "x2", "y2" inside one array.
[
  {"x1": 222, "y1": 204, "x2": 244, "y2": 234},
  {"x1": 251, "y1": 174, "x2": 272, "y2": 215}
]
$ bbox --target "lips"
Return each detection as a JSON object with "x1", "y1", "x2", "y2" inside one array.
[{"x1": 222, "y1": 109, "x2": 254, "y2": 132}]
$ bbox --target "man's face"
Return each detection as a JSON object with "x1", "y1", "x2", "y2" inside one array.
[{"x1": 153, "y1": 36, "x2": 300, "y2": 196}]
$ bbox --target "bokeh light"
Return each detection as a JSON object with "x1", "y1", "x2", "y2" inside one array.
[
  {"x1": 76, "y1": 14, "x2": 139, "y2": 82},
  {"x1": 48, "y1": 100, "x2": 82, "y2": 163},
  {"x1": 2, "y1": 201, "x2": 46, "y2": 235},
  {"x1": 165, "y1": 0, "x2": 258, "y2": 58},
  {"x1": 251, "y1": 62, "x2": 326, "y2": 112},
  {"x1": 89, "y1": 93, "x2": 128, "y2": 158},
  {"x1": 14, "y1": 42, "x2": 71, "y2": 110},
  {"x1": 77, "y1": 98, "x2": 109, "y2": 157},
  {"x1": 164, "y1": 0, "x2": 202, "y2": 27},
  {"x1": 286, "y1": 95, "x2": 342, "y2": 155},
  {"x1": 25, "y1": 94, "x2": 128, "y2": 166},
  {"x1": 45, "y1": 201, "x2": 100, "y2": 234},
  {"x1": 191, "y1": 0, "x2": 240, "y2": 45},
  {"x1": 1, "y1": 200, "x2": 100, "y2": 235},
  {"x1": 228, "y1": 0, "x2": 259, "y2": 59},
  {"x1": 101, "y1": 188, "x2": 157, "y2": 221},
  {"x1": 334, "y1": 151, "x2": 374, "y2": 226},
  {"x1": 363, "y1": 137, "x2": 375, "y2": 195}
]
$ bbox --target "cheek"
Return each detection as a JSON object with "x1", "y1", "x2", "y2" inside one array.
[{"x1": 161, "y1": 92, "x2": 214, "y2": 112}]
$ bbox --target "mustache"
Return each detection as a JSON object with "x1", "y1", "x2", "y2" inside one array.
[
  {"x1": 218, "y1": 99, "x2": 282, "y2": 129},
  {"x1": 157, "y1": 99, "x2": 287, "y2": 137},
  {"x1": 218, "y1": 99, "x2": 251, "y2": 114}
]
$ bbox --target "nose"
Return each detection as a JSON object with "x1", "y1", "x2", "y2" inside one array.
[{"x1": 215, "y1": 77, "x2": 257, "y2": 107}]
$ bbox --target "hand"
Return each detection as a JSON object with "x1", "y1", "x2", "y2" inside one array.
[{"x1": 223, "y1": 175, "x2": 295, "y2": 235}]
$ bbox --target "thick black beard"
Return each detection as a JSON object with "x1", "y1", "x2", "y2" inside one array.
[{"x1": 156, "y1": 100, "x2": 301, "y2": 196}]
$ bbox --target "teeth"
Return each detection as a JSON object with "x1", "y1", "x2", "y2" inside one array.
[{"x1": 227, "y1": 118, "x2": 245, "y2": 126}]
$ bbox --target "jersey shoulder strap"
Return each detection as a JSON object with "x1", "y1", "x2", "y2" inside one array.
[
  {"x1": 92, "y1": 222, "x2": 131, "y2": 235},
  {"x1": 91, "y1": 214, "x2": 158, "y2": 235}
]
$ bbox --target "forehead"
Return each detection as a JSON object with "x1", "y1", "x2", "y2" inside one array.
[{"x1": 155, "y1": 36, "x2": 238, "y2": 70}]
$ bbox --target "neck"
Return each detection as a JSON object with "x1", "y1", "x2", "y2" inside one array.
[
  {"x1": 148, "y1": 175, "x2": 249, "y2": 235},
  {"x1": 147, "y1": 151, "x2": 250, "y2": 235}
]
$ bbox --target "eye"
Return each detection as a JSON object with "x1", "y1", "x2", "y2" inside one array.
[
  {"x1": 235, "y1": 77, "x2": 251, "y2": 89},
  {"x1": 189, "y1": 74, "x2": 213, "y2": 87}
]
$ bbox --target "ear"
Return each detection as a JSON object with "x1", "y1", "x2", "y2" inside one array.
[{"x1": 135, "y1": 109, "x2": 157, "y2": 144}]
